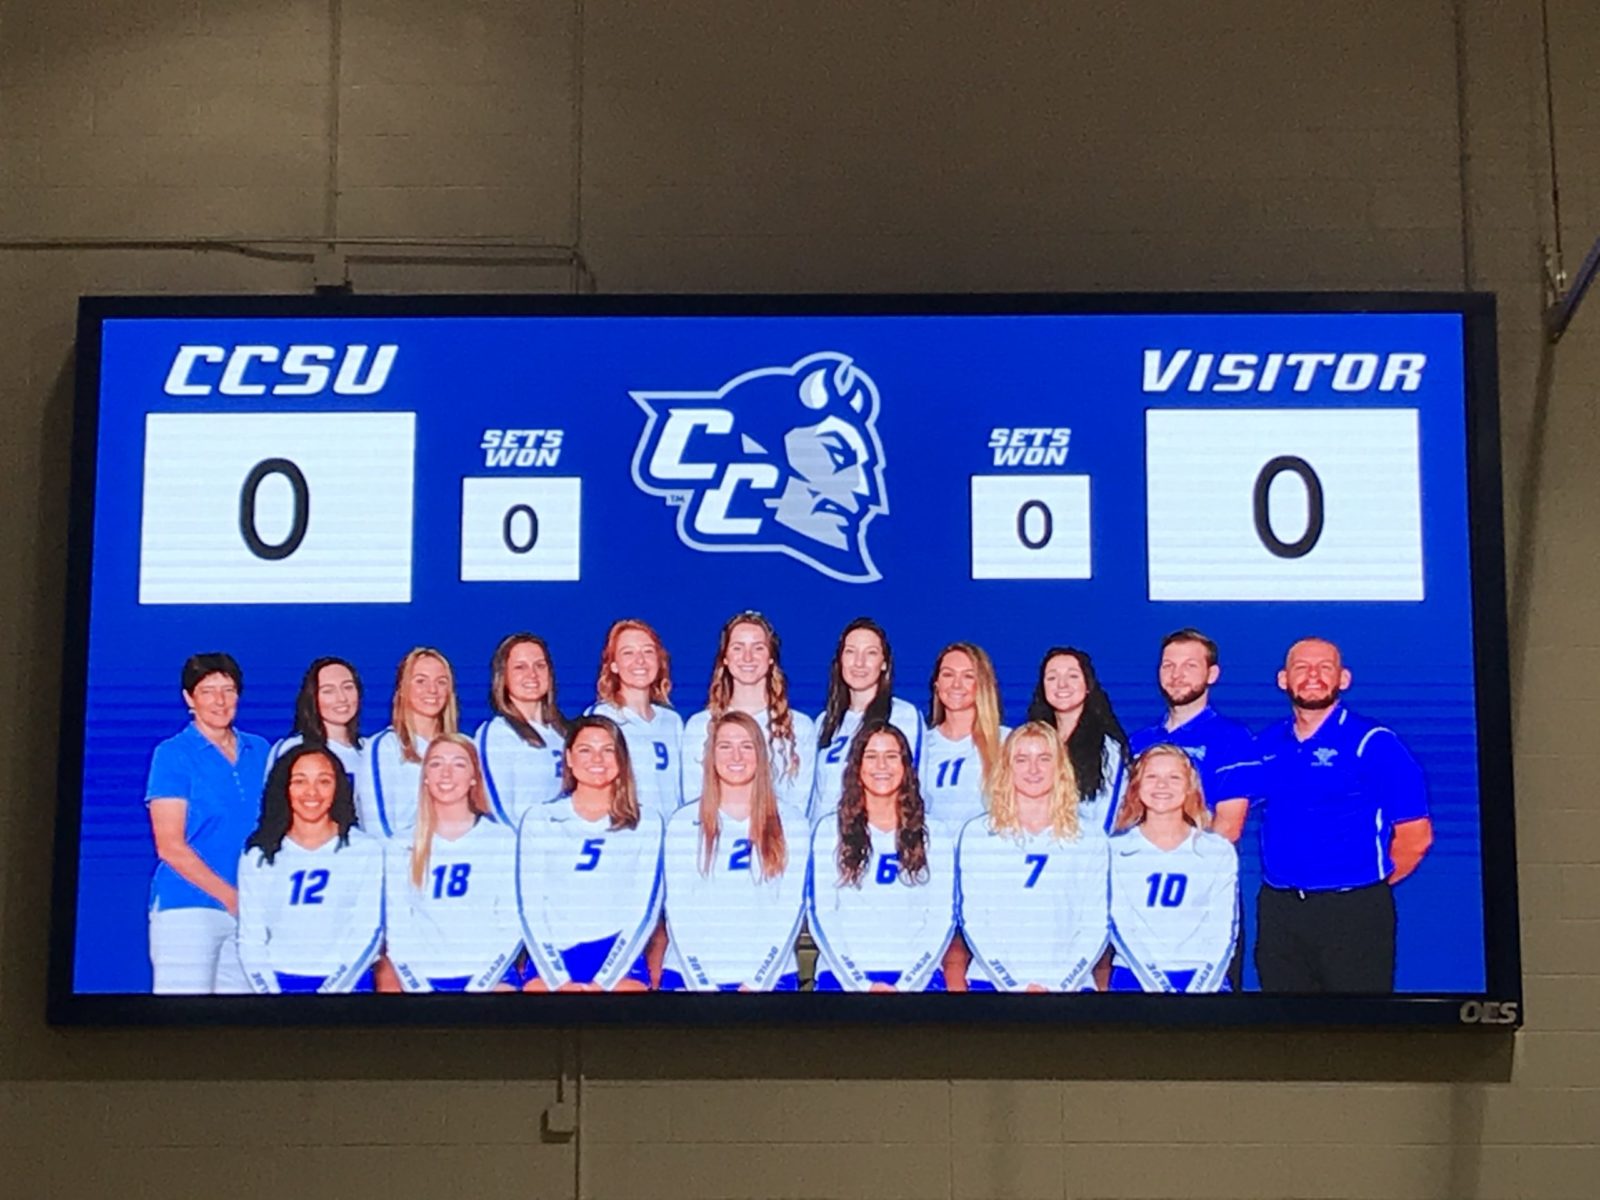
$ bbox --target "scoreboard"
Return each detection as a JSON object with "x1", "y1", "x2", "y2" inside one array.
[{"x1": 54, "y1": 294, "x2": 1520, "y2": 1024}]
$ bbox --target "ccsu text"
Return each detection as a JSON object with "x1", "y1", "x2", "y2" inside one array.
[{"x1": 163, "y1": 344, "x2": 398, "y2": 396}]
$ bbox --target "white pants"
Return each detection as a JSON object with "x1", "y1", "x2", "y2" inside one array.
[{"x1": 149, "y1": 907, "x2": 249, "y2": 994}]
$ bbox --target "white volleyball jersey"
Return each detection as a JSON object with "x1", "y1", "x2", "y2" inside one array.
[
  {"x1": 236, "y1": 828, "x2": 385, "y2": 993},
  {"x1": 661, "y1": 803, "x2": 808, "y2": 990},
  {"x1": 516, "y1": 796, "x2": 664, "y2": 989},
  {"x1": 383, "y1": 819, "x2": 523, "y2": 992},
  {"x1": 680, "y1": 707, "x2": 818, "y2": 814},
  {"x1": 586, "y1": 702, "x2": 685, "y2": 820},
  {"x1": 919, "y1": 725, "x2": 1010, "y2": 827},
  {"x1": 266, "y1": 735, "x2": 361, "y2": 782},
  {"x1": 956, "y1": 817, "x2": 1109, "y2": 992},
  {"x1": 1108, "y1": 825, "x2": 1238, "y2": 993},
  {"x1": 809, "y1": 696, "x2": 925, "y2": 820},
  {"x1": 809, "y1": 813, "x2": 957, "y2": 991},
  {"x1": 1075, "y1": 736, "x2": 1128, "y2": 836},
  {"x1": 353, "y1": 728, "x2": 430, "y2": 840},
  {"x1": 475, "y1": 715, "x2": 566, "y2": 827}
]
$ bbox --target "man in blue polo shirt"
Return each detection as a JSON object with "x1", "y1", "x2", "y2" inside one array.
[
  {"x1": 1128, "y1": 628, "x2": 1254, "y2": 842},
  {"x1": 1247, "y1": 637, "x2": 1432, "y2": 993}
]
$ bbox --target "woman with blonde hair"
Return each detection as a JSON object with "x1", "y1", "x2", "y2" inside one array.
[
  {"x1": 355, "y1": 646, "x2": 459, "y2": 839},
  {"x1": 922, "y1": 642, "x2": 1007, "y2": 989},
  {"x1": 381, "y1": 734, "x2": 523, "y2": 992},
  {"x1": 810, "y1": 722, "x2": 955, "y2": 992},
  {"x1": 587, "y1": 619, "x2": 684, "y2": 820},
  {"x1": 922, "y1": 642, "x2": 1007, "y2": 825},
  {"x1": 955, "y1": 722, "x2": 1109, "y2": 992},
  {"x1": 516, "y1": 715, "x2": 663, "y2": 991},
  {"x1": 1107, "y1": 745, "x2": 1238, "y2": 993},
  {"x1": 681, "y1": 612, "x2": 816, "y2": 813},
  {"x1": 660, "y1": 711, "x2": 807, "y2": 991}
]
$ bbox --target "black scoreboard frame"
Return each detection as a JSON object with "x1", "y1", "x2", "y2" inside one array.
[{"x1": 50, "y1": 291, "x2": 1520, "y2": 1029}]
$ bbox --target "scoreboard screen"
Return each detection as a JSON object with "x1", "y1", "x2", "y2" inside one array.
[{"x1": 51, "y1": 293, "x2": 1520, "y2": 1027}]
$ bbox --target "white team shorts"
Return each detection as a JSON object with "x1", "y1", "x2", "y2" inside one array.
[{"x1": 148, "y1": 906, "x2": 249, "y2": 995}]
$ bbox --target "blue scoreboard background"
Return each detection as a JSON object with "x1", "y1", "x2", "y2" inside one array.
[{"x1": 70, "y1": 302, "x2": 1488, "y2": 996}]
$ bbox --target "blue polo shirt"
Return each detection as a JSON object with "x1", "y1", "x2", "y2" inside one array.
[
  {"x1": 1241, "y1": 705, "x2": 1427, "y2": 892},
  {"x1": 1128, "y1": 705, "x2": 1255, "y2": 810},
  {"x1": 145, "y1": 723, "x2": 271, "y2": 912}
]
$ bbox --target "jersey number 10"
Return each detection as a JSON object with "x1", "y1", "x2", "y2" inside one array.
[{"x1": 1145, "y1": 872, "x2": 1188, "y2": 907}]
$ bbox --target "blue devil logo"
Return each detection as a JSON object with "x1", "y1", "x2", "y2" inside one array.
[{"x1": 630, "y1": 352, "x2": 889, "y2": 583}]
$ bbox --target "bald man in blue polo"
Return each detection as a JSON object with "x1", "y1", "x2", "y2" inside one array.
[{"x1": 1242, "y1": 637, "x2": 1433, "y2": 993}]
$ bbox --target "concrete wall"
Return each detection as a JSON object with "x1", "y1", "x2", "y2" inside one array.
[{"x1": 2, "y1": 1, "x2": 1596, "y2": 1196}]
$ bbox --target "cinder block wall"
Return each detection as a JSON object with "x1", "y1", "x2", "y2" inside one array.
[{"x1": 2, "y1": 2, "x2": 1596, "y2": 1197}]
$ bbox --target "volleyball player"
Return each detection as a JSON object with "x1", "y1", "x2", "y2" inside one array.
[
  {"x1": 145, "y1": 652, "x2": 271, "y2": 994},
  {"x1": 661, "y1": 712, "x2": 807, "y2": 991},
  {"x1": 1026, "y1": 647, "x2": 1130, "y2": 835},
  {"x1": 681, "y1": 612, "x2": 816, "y2": 813},
  {"x1": 921, "y1": 642, "x2": 1007, "y2": 826},
  {"x1": 918, "y1": 641, "x2": 1006, "y2": 989},
  {"x1": 810, "y1": 722, "x2": 955, "y2": 992},
  {"x1": 355, "y1": 647, "x2": 458, "y2": 840},
  {"x1": 810, "y1": 617, "x2": 924, "y2": 820},
  {"x1": 516, "y1": 716, "x2": 663, "y2": 991},
  {"x1": 1107, "y1": 745, "x2": 1238, "y2": 993},
  {"x1": 587, "y1": 619, "x2": 684, "y2": 821},
  {"x1": 265, "y1": 657, "x2": 364, "y2": 781},
  {"x1": 956, "y1": 722, "x2": 1109, "y2": 992},
  {"x1": 475, "y1": 633, "x2": 568, "y2": 828},
  {"x1": 382, "y1": 734, "x2": 524, "y2": 992},
  {"x1": 237, "y1": 745, "x2": 384, "y2": 993}
]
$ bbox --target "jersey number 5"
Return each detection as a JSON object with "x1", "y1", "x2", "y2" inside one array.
[{"x1": 575, "y1": 837, "x2": 604, "y2": 871}]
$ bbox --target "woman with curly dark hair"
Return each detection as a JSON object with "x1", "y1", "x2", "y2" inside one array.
[
  {"x1": 236, "y1": 744, "x2": 383, "y2": 993},
  {"x1": 1025, "y1": 646, "x2": 1130, "y2": 835},
  {"x1": 808, "y1": 721, "x2": 956, "y2": 992}
]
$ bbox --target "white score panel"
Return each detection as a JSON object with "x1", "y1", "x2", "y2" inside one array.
[
  {"x1": 970, "y1": 474, "x2": 1091, "y2": 580},
  {"x1": 460, "y1": 476, "x2": 581, "y2": 582},
  {"x1": 140, "y1": 412, "x2": 416, "y2": 605},
  {"x1": 1145, "y1": 408, "x2": 1423, "y2": 601}
]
